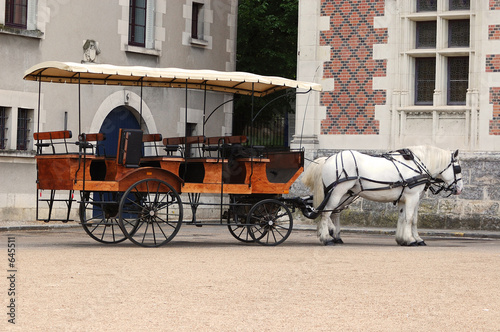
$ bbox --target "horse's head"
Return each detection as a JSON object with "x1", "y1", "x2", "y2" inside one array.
[{"x1": 435, "y1": 150, "x2": 463, "y2": 195}]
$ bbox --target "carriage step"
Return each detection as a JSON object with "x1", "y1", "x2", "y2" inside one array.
[
  {"x1": 37, "y1": 218, "x2": 74, "y2": 223},
  {"x1": 39, "y1": 198, "x2": 76, "y2": 202},
  {"x1": 77, "y1": 201, "x2": 119, "y2": 204},
  {"x1": 80, "y1": 222, "x2": 119, "y2": 226}
]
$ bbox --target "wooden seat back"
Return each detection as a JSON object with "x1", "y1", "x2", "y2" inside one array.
[
  {"x1": 77, "y1": 132, "x2": 106, "y2": 156},
  {"x1": 33, "y1": 130, "x2": 72, "y2": 154},
  {"x1": 142, "y1": 133, "x2": 163, "y2": 157},
  {"x1": 117, "y1": 129, "x2": 143, "y2": 168}
]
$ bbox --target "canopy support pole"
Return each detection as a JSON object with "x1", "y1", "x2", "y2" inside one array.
[
  {"x1": 78, "y1": 73, "x2": 81, "y2": 135},
  {"x1": 139, "y1": 78, "x2": 144, "y2": 129}
]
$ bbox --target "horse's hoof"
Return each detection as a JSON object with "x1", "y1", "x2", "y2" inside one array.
[
  {"x1": 417, "y1": 241, "x2": 427, "y2": 246},
  {"x1": 323, "y1": 239, "x2": 336, "y2": 246},
  {"x1": 334, "y1": 238, "x2": 344, "y2": 244},
  {"x1": 408, "y1": 242, "x2": 418, "y2": 246}
]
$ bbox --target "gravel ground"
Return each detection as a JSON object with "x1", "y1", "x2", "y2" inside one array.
[{"x1": 1, "y1": 227, "x2": 500, "y2": 331}]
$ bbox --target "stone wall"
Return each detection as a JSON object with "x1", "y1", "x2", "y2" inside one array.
[{"x1": 290, "y1": 150, "x2": 500, "y2": 231}]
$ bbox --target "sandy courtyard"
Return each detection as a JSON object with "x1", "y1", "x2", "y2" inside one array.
[{"x1": 2, "y1": 227, "x2": 500, "y2": 331}]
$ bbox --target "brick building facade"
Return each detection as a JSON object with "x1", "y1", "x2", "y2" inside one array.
[{"x1": 293, "y1": 0, "x2": 500, "y2": 231}]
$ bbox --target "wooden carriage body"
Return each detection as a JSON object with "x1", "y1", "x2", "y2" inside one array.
[{"x1": 25, "y1": 62, "x2": 320, "y2": 246}]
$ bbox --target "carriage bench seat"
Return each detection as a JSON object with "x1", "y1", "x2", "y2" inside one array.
[
  {"x1": 34, "y1": 130, "x2": 73, "y2": 155},
  {"x1": 143, "y1": 133, "x2": 163, "y2": 157},
  {"x1": 162, "y1": 135, "x2": 205, "y2": 156},
  {"x1": 75, "y1": 132, "x2": 106, "y2": 155},
  {"x1": 203, "y1": 135, "x2": 247, "y2": 152}
]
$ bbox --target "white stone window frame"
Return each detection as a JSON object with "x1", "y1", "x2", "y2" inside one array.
[
  {"x1": 119, "y1": 0, "x2": 165, "y2": 56},
  {"x1": 0, "y1": 90, "x2": 39, "y2": 154},
  {"x1": 393, "y1": 1, "x2": 477, "y2": 149},
  {"x1": 0, "y1": 0, "x2": 49, "y2": 39},
  {"x1": 182, "y1": 0, "x2": 213, "y2": 49},
  {"x1": 402, "y1": 1, "x2": 473, "y2": 108}
]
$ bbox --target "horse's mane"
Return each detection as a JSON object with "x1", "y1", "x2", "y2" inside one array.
[{"x1": 406, "y1": 145, "x2": 452, "y2": 176}]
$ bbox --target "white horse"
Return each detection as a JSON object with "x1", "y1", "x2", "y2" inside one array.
[{"x1": 302, "y1": 145, "x2": 464, "y2": 246}]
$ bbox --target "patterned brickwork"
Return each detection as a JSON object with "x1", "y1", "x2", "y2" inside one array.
[
  {"x1": 319, "y1": 0, "x2": 387, "y2": 135},
  {"x1": 486, "y1": 54, "x2": 500, "y2": 72},
  {"x1": 490, "y1": 0, "x2": 500, "y2": 10},
  {"x1": 490, "y1": 87, "x2": 500, "y2": 135},
  {"x1": 489, "y1": 25, "x2": 500, "y2": 39}
]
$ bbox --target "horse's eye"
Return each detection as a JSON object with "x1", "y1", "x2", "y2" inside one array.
[{"x1": 453, "y1": 165, "x2": 461, "y2": 174}]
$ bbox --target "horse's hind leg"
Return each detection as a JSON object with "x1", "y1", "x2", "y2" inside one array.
[
  {"x1": 317, "y1": 188, "x2": 354, "y2": 245},
  {"x1": 411, "y1": 203, "x2": 426, "y2": 246},
  {"x1": 329, "y1": 212, "x2": 344, "y2": 244},
  {"x1": 318, "y1": 211, "x2": 334, "y2": 245}
]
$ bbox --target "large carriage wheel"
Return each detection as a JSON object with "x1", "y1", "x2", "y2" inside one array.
[
  {"x1": 247, "y1": 199, "x2": 293, "y2": 246},
  {"x1": 118, "y1": 178, "x2": 183, "y2": 247},
  {"x1": 79, "y1": 191, "x2": 127, "y2": 244}
]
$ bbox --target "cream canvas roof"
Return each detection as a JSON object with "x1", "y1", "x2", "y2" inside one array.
[{"x1": 24, "y1": 61, "x2": 322, "y2": 97}]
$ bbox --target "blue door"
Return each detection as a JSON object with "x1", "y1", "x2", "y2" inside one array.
[{"x1": 98, "y1": 106, "x2": 141, "y2": 157}]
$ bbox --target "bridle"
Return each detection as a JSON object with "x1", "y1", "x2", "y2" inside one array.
[{"x1": 428, "y1": 153, "x2": 462, "y2": 196}]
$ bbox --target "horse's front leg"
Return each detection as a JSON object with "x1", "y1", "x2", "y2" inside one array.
[
  {"x1": 396, "y1": 195, "x2": 419, "y2": 246},
  {"x1": 395, "y1": 202, "x2": 405, "y2": 245}
]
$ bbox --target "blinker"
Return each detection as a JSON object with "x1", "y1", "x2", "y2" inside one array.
[{"x1": 453, "y1": 165, "x2": 461, "y2": 174}]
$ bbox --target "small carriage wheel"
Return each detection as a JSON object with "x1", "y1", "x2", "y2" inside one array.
[
  {"x1": 247, "y1": 199, "x2": 293, "y2": 246},
  {"x1": 118, "y1": 178, "x2": 183, "y2": 247},
  {"x1": 227, "y1": 198, "x2": 254, "y2": 243},
  {"x1": 79, "y1": 191, "x2": 128, "y2": 244}
]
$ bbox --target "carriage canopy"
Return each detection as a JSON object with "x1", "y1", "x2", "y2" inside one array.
[{"x1": 24, "y1": 61, "x2": 322, "y2": 97}]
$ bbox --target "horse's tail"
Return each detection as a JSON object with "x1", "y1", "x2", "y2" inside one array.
[{"x1": 302, "y1": 157, "x2": 327, "y2": 208}]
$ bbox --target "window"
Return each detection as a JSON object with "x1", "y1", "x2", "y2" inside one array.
[
  {"x1": 5, "y1": 0, "x2": 27, "y2": 29},
  {"x1": 16, "y1": 108, "x2": 30, "y2": 150},
  {"x1": 448, "y1": 19, "x2": 469, "y2": 47},
  {"x1": 415, "y1": 58, "x2": 436, "y2": 105},
  {"x1": 129, "y1": 0, "x2": 147, "y2": 47},
  {"x1": 416, "y1": 21, "x2": 436, "y2": 48},
  {"x1": 410, "y1": 0, "x2": 471, "y2": 106},
  {"x1": 191, "y1": 2, "x2": 204, "y2": 40},
  {"x1": 417, "y1": 0, "x2": 437, "y2": 12},
  {"x1": 0, "y1": 107, "x2": 7, "y2": 150},
  {"x1": 447, "y1": 57, "x2": 468, "y2": 105},
  {"x1": 449, "y1": 0, "x2": 469, "y2": 11}
]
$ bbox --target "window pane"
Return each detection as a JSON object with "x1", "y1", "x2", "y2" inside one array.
[
  {"x1": 0, "y1": 107, "x2": 7, "y2": 150},
  {"x1": 448, "y1": 57, "x2": 469, "y2": 105},
  {"x1": 417, "y1": 0, "x2": 437, "y2": 12},
  {"x1": 415, "y1": 58, "x2": 436, "y2": 105},
  {"x1": 5, "y1": 0, "x2": 28, "y2": 28},
  {"x1": 449, "y1": 19, "x2": 470, "y2": 47},
  {"x1": 416, "y1": 21, "x2": 437, "y2": 48},
  {"x1": 17, "y1": 108, "x2": 29, "y2": 150},
  {"x1": 129, "y1": 0, "x2": 147, "y2": 46},
  {"x1": 449, "y1": 0, "x2": 469, "y2": 10}
]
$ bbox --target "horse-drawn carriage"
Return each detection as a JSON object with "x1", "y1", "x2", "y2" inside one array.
[
  {"x1": 24, "y1": 61, "x2": 322, "y2": 247},
  {"x1": 25, "y1": 62, "x2": 464, "y2": 248}
]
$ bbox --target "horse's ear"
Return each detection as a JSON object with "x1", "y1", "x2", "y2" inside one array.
[{"x1": 453, "y1": 149, "x2": 459, "y2": 159}]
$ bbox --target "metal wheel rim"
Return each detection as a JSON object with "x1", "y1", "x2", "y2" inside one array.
[{"x1": 118, "y1": 178, "x2": 183, "y2": 247}]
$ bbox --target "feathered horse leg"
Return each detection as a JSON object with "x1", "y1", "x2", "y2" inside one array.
[
  {"x1": 396, "y1": 194, "x2": 420, "y2": 246},
  {"x1": 329, "y1": 212, "x2": 343, "y2": 244}
]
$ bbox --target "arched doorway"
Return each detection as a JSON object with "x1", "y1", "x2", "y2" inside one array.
[{"x1": 97, "y1": 106, "x2": 141, "y2": 157}]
